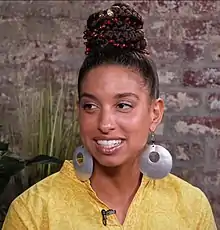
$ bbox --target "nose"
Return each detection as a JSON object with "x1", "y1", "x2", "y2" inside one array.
[{"x1": 98, "y1": 109, "x2": 115, "y2": 134}]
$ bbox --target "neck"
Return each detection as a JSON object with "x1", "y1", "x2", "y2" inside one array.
[{"x1": 90, "y1": 158, "x2": 142, "y2": 202}]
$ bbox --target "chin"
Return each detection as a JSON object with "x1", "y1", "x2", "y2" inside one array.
[
  {"x1": 95, "y1": 155, "x2": 127, "y2": 168},
  {"x1": 95, "y1": 156, "x2": 123, "y2": 168}
]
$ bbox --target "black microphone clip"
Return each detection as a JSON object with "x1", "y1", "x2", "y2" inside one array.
[{"x1": 101, "y1": 209, "x2": 116, "y2": 226}]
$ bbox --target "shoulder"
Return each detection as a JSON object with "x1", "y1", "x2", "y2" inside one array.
[
  {"x1": 3, "y1": 161, "x2": 89, "y2": 229},
  {"x1": 154, "y1": 173, "x2": 216, "y2": 228},
  {"x1": 162, "y1": 173, "x2": 201, "y2": 192},
  {"x1": 141, "y1": 174, "x2": 217, "y2": 228},
  {"x1": 146, "y1": 173, "x2": 212, "y2": 214},
  {"x1": 167, "y1": 174, "x2": 217, "y2": 228},
  {"x1": 11, "y1": 161, "x2": 82, "y2": 209},
  {"x1": 158, "y1": 173, "x2": 206, "y2": 203}
]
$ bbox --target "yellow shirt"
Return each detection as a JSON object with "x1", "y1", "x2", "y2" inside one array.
[{"x1": 3, "y1": 161, "x2": 217, "y2": 230}]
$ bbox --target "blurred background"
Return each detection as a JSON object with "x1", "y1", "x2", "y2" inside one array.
[{"x1": 0, "y1": 0, "x2": 219, "y2": 228}]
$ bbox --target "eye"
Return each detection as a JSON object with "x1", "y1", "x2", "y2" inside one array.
[
  {"x1": 117, "y1": 102, "x2": 132, "y2": 111},
  {"x1": 81, "y1": 103, "x2": 98, "y2": 111}
]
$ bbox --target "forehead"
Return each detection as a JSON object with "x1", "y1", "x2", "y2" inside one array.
[{"x1": 81, "y1": 64, "x2": 147, "y2": 95}]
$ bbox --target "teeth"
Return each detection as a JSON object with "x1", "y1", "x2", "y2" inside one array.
[{"x1": 97, "y1": 140, "x2": 122, "y2": 147}]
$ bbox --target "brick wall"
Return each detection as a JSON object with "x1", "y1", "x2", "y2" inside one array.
[{"x1": 0, "y1": 0, "x2": 219, "y2": 226}]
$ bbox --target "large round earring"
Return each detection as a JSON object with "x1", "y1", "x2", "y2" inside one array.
[
  {"x1": 139, "y1": 133, "x2": 173, "y2": 179},
  {"x1": 73, "y1": 146, "x2": 93, "y2": 181}
]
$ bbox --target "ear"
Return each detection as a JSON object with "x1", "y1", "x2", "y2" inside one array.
[{"x1": 149, "y1": 98, "x2": 164, "y2": 132}]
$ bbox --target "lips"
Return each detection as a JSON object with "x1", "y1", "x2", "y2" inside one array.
[
  {"x1": 96, "y1": 139, "x2": 122, "y2": 148},
  {"x1": 94, "y1": 138, "x2": 125, "y2": 155}
]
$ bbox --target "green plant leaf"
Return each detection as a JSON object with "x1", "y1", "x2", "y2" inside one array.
[
  {"x1": 0, "y1": 155, "x2": 63, "y2": 195},
  {"x1": 26, "y1": 155, "x2": 64, "y2": 166},
  {"x1": 0, "y1": 156, "x2": 25, "y2": 194},
  {"x1": 0, "y1": 142, "x2": 9, "y2": 152},
  {"x1": 7, "y1": 82, "x2": 79, "y2": 183}
]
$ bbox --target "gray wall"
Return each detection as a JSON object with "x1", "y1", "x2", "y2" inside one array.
[{"x1": 0, "y1": 0, "x2": 219, "y2": 226}]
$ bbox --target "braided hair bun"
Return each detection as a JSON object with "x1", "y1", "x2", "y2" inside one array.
[{"x1": 83, "y1": 3, "x2": 148, "y2": 55}]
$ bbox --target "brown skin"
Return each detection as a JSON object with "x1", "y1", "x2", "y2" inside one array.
[{"x1": 78, "y1": 64, "x2": 164, "y2": 224}]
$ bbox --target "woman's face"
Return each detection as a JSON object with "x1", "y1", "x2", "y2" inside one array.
[{"x1": 78, "y1": 64, "x2": 164, "y2": 167}]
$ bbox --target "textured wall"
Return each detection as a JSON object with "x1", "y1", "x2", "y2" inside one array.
[{"x1": 0, "y1": 0, "x2": 219, "y2": 226}]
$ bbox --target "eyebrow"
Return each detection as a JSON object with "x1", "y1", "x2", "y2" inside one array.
[
  {"x1": 80, "y1": 93, "x2": 98, "y2": 101},
  {"x1": 80, "y1": 92, "x2": 139, "y2": 100},
  {"x1": 114, "y1": 92, "x2": 139, "y2": 100}
]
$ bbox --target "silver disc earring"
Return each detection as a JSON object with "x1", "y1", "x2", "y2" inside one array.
[
  {"x1": 73, "y1": 145, "x2": 93, "y2": 181},
  {"x1": 139, "y1": 133, "x2": 173, "y2": 179}
]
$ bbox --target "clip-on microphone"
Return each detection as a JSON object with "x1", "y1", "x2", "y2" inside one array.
[{"x1": 101, "y1": 209, "x2": 116, "y2": 226}]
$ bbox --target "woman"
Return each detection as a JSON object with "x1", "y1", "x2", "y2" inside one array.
[{"x1": 3, "y1": 3, "x2": 217, "y2": 230}]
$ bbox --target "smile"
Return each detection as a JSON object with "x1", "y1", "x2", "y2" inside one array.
[
  {"x1": 94, "y1": 139, "x2": 124, "y2": 155},
  {"x1": 96, "y1": 139, "x2": 122, "y2": 148}
]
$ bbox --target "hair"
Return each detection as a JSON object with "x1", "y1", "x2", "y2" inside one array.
[{"x1": 78, "y1": 3, "x2": 159, "y2": 99}]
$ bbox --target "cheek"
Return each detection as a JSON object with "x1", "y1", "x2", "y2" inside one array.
[
  {"x1": 79, "y1": 120, "x2": 93, "y2": 145},
  {"x1": 117, "y1": 115, "x2": 150, "y2": 149},
  {"x1": 79, "y1": 113, "x2": 92, "y2": 134},
  {"x1": 117, "y1": 110, "x2": 151, "y2": 133}
]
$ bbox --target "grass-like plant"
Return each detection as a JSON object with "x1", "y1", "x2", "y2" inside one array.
[{"x1": 13, "y1": 80, "x2": 80, "y2": 182}]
